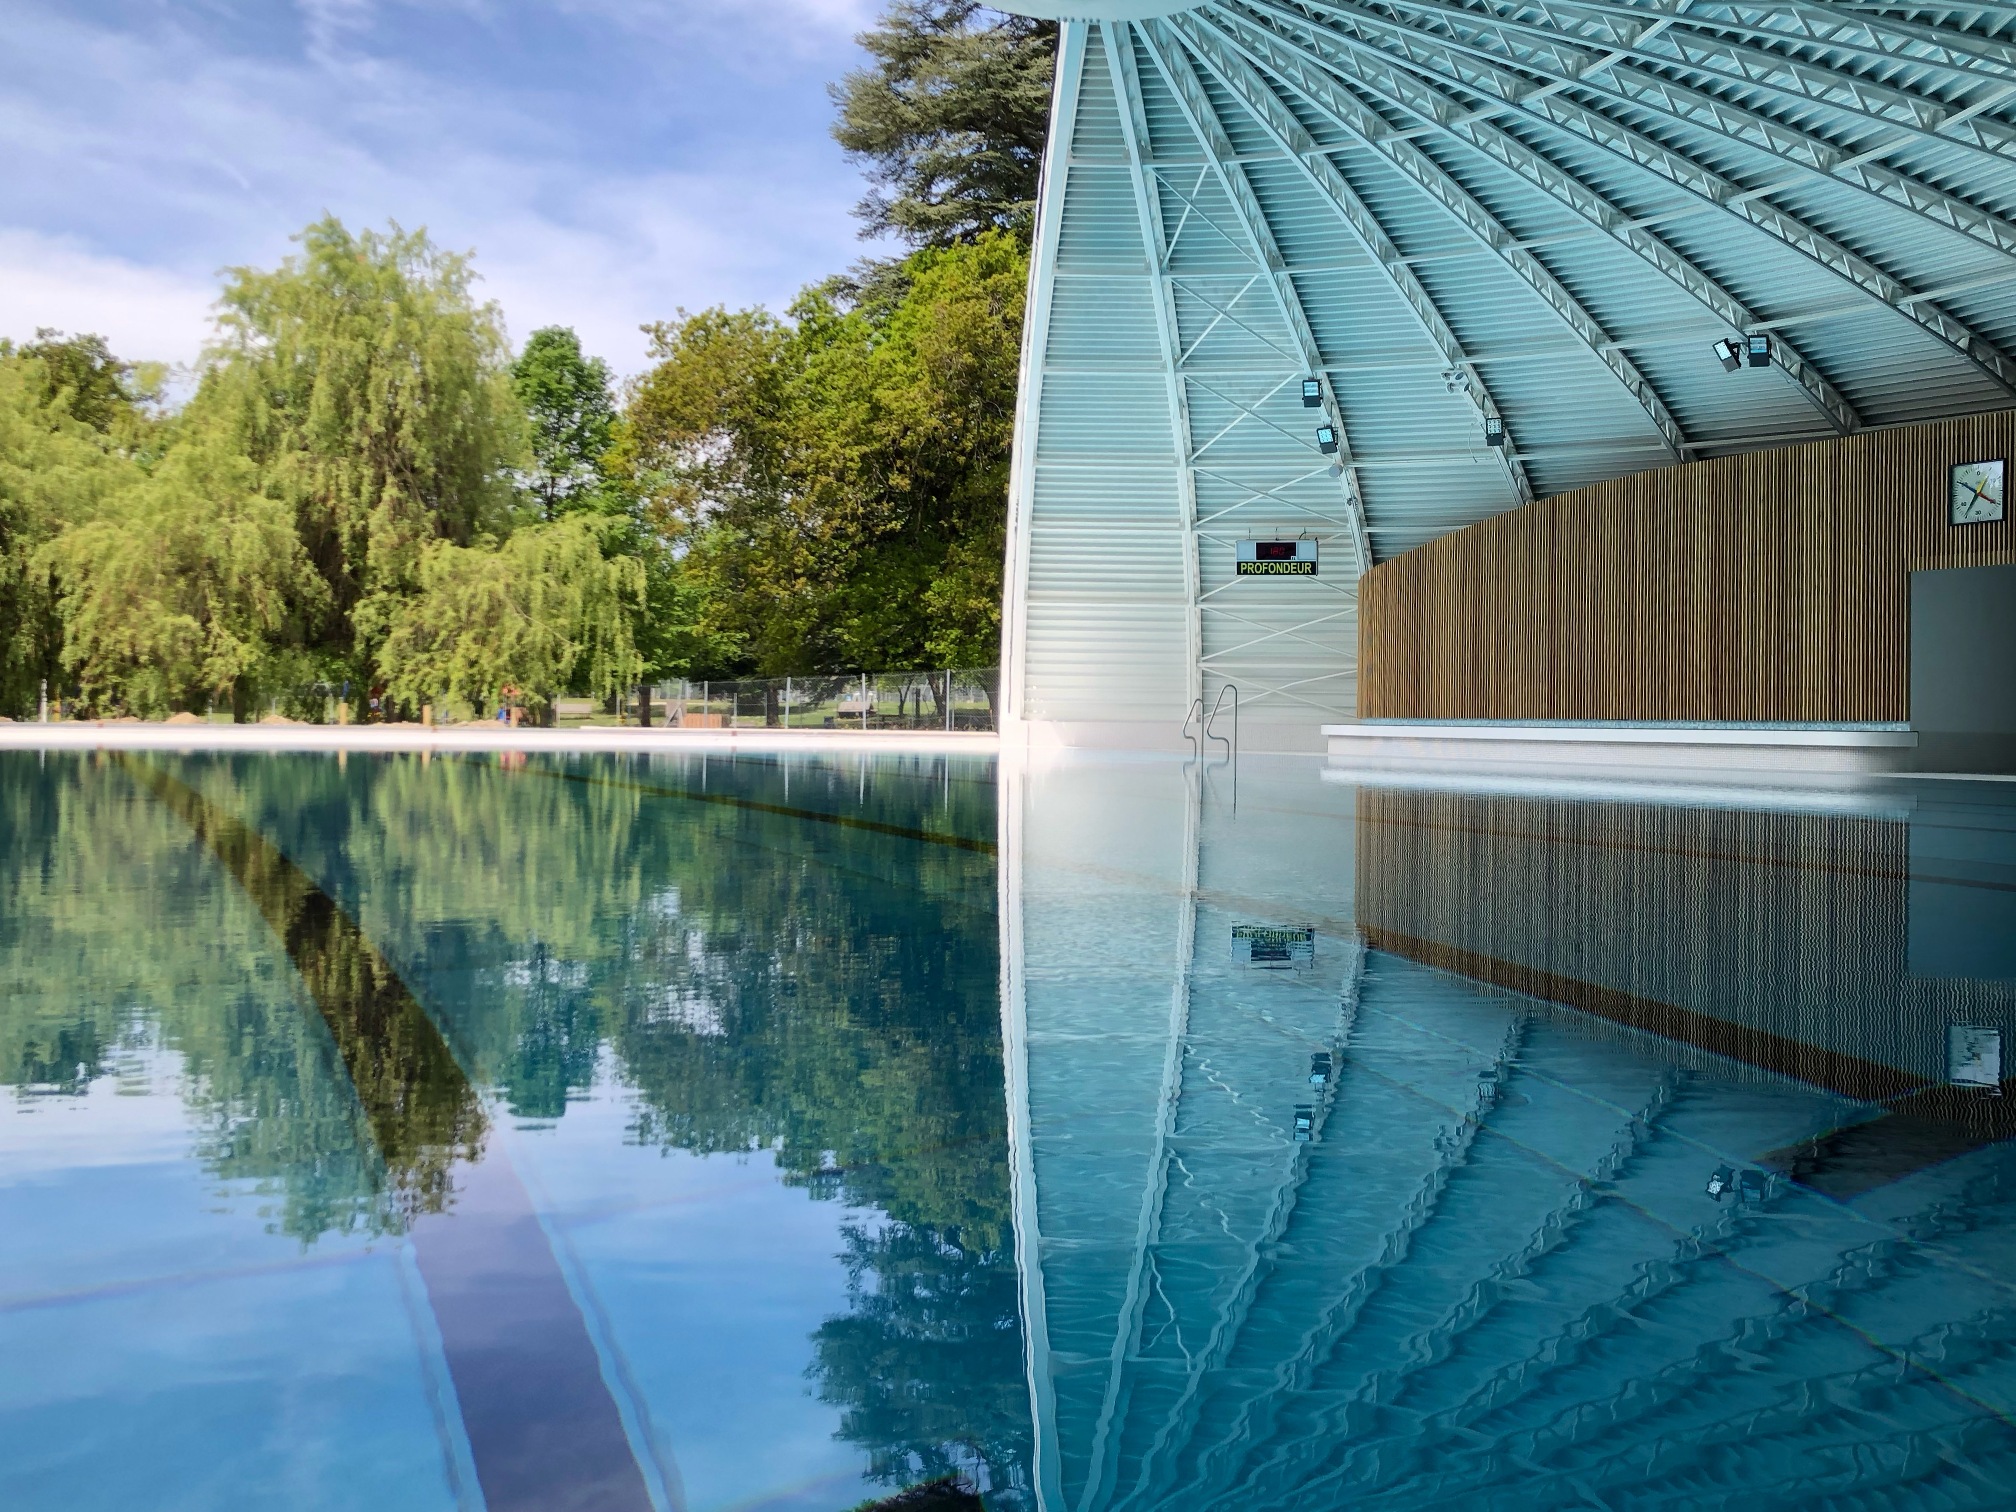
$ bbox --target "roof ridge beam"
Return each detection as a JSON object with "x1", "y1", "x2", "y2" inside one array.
[
  {"x1": 1288, "y1": 0, "x2": 2016, "y2": 395},
  {"x1": 1184, "y1": 8, "x2": 1694, "y2": 459},
  {"x1": 1146, "y1": 14, "x2": 1538, "y2": 502},
  {"x1": 1224, "y1": 0, "x2": 1859, "y2": 433},
  {"x1": 1133, "y1": 19, "x2": 1378, "y2": 567}
]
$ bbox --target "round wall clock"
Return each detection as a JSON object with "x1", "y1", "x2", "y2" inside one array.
[{"x1": 1950, "y1": 458, "x2": 2006, "y2": 525}]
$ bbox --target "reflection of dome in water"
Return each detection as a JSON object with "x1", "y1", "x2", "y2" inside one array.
[{"x1": 1006, "y1": 759, "x2": 2016, "y2": 1509}]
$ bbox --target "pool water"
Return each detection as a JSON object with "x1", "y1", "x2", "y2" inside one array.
[{"x1": 4, "y1": 749, "x2": 2015, "y2": 1510}]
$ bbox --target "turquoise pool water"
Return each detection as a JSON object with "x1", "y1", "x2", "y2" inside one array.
[{"x1": 4, "y1": 749, "x2": 2015, "y2": 1510}]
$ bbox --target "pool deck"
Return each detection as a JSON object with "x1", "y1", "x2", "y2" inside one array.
[{"x1": 0, "y1": 720, "x2": 1001, "y2": 755}]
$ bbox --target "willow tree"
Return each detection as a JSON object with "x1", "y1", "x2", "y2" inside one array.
[
  {"x1": 0, "y1": 348, "x2": 144, "y2": 717},
  {"x1": 375, "y1": 516, "x2": 645, "y2": 718},
  {"x1": 41, "y1": 437, "x2": 328, "y2": 719},
  {"x1": 191, "y1": 218, "x2": 526, "y2": 689}
]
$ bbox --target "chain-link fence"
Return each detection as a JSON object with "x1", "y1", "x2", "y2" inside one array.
[
  {"x1": 630, "y1": 669, "x2": 998, "y2": 732},
  {"x1": 29, "y1": 668, "x2": 999, "y2": 731}
]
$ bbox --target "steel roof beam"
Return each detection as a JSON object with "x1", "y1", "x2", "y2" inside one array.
[
  {"x1": 1108, "y1": 20, "x2": 1206, "y2": 714},
  {"x1": 1346, "y1": 0, "x2": 2016, "y2": 266},
  {"x1": 1639, "y1": 0, "x2": 2016, "y2": 83},
  {"x1": 1133, "y1": 20, "x2": 1377, "y2": 568},
  {"x1": 1186, "y1": 8, "x2": 1694, "y2": 458},
  {"x1": 1148, "y1": 16, "x2": 1539, "y2": 504},
  {"x1": 1225, "y1": 0, "x2": 1859, "y2": 432},
  {"x1": 1361, "y1": 0, "x2": 2016, "y2": 259},
  {"x1": 1287, "y1": 0, "x2": 2016, "y2": 395},
  {"x1": 1393, "y1": 0, "x2": 2016, "y2": 165}
]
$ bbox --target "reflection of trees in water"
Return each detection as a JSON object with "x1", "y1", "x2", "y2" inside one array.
[
  {"x1": 815, "y1": 1220, "x2": 1030, "y2": 1503},
  {"x1": 0, "y1": 749, "x2": 1029, "y2": 1499}
]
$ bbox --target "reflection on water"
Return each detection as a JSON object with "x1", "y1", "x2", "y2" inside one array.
[
  {"x1": 7, "y1": 746, "x2": 2016, "y2": 1509},
  {"x1": 1006, "y1": 758, "x2": 2016, "y2": 1511},
  {"x1": 0, "y1": 748, "x2": 1024, "y2": 1512}
]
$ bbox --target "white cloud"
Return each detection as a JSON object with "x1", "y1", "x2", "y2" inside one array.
[
  {"x1": 0, "y1": 0, "x2": 889, "y2": 377},
  {"x1": 0, "y1": 231, "x2": 215, "y2": 369}
]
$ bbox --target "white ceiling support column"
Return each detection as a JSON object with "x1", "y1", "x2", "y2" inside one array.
[
  {"x1": 1153, "y1": 17, "x2": 1536, "y2": 505},
  {"x1": 1134, "y1": 20, "x2": 1376, "y2": 572},
  {"x1": 1108, "y1": 20, "x2": 1205, "y2": 717},
  {"x1": 1002, "y1": 20, "x2": 1088, "y2": 728},
  {"x1": 1229, "y1": 0, "x2": 1859, "y2": 434},
  {"x1": 1192, "y1": 9, "x2": 1693, "y2": 460},
  {"x1": 1290, "y1": 0, "x2": 2016, "y2": 397}
]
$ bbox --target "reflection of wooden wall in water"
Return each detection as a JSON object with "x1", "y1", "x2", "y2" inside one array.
[
  {"x1": 1355, "y1": 788, "x2": 2016, "y2": 1094},
  {"x1": 1359, "y1": 409, "x2": 2016, "y2": 721}
]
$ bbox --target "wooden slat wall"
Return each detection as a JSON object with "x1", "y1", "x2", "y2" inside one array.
[
  {"x1": 1353, "y1": 788, "x2": 2016, "y2": 1093},
  {"x1": 1362, "y1": 411, "x2": 2016, "y2": 720}
]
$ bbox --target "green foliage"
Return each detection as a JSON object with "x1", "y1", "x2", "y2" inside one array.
[
  {"x1": 511, "y1": 326, "x2": 620, "y2": 519},
  {"x1": 43, "y1": 435, "x2": 328, "y2": 718},
  {"x1": 0, "y1": 350, "x2": 145, "y2": 714},
  {"x1": 375, "y1": 516, "x2": 645, "y2": 714},
  {"x1": 833, "y1": 2, "x2": 1057, "y2": 246},
  {"x1": 624, "y1": 232, "x2": 1025, "y2": 677},
  {"x1": 192, "y1": 217, "x2": 525, "y2": 676}
]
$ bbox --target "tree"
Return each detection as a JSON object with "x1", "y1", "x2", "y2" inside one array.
[
  {"x1": 832, "y1": 2, "x2": 1057, "y2": 247},
  {"x1": 0, "y1": 349, "x2": 144, "y2": 717},
  {"x1": 190, "y1": 217, "x2": 525, "y2": 686},
  {"x1": 374, "y1": 515, "x2": 645, "y2": 718},
  {"x1": 41, "y1": 434, "x2": 328, "y2": 719},
  {"x1": 511, "y1": 326, "x2": 619, "y2": 519},
  {"x1": 621, "y1": 233, "x2": 1026, "y2": 677}
]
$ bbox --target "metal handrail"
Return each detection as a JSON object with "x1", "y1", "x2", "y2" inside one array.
[{"x1": 1204, "y1": 684, "x2": 1238, "y2": 761}]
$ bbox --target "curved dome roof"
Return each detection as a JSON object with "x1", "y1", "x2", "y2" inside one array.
[{"x1": 1000, "y1": 4, "x2": 2016, "y2": 732}]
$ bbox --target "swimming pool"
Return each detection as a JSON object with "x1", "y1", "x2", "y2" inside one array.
[{"x1": 4, "y1": 748, "x2": 2014, "y2": 1510}]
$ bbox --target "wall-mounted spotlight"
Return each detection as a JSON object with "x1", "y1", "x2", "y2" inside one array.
[
  {"x1": 1484, "y1": 415, "x2": 1506, "y2": 448},
  {"x1": 1315, "y1": 424, "x2": 1339, "y2": 455},
  {"x1": 1746, "y1": 333, "x2": 1773, "y2": 368},
  {"x1": 1712, "y1": 338, "x2": 1742, "y2": 372},
  {"x1": 1441, "y1": 367, "x2": 1471, "y2": 397},
  {"x1": 1301, "y1": 377, "x2": 1324, "y2": 408}
]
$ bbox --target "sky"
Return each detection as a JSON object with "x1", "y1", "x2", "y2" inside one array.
[{"x1": 0, "y1": 0, "x2": 890, "y2": 378}]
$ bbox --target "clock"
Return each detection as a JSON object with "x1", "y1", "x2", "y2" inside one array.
[{"x1": 1950, "y1": 458, "x2": 2006, "y2": 525}]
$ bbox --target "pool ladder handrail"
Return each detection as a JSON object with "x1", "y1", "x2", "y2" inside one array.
[{"x1": 1184, "y1": 685, "x2": 1237, "y2": 762}]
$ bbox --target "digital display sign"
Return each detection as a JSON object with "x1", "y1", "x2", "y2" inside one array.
[{"x1": 1236, "y1": 539, "x2": 1318, "y2": 576}]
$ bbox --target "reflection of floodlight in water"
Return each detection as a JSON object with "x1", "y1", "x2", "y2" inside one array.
[
  {"x1": 1706, "y1": 1165, "x2": 1733, "y2": 1199},
  {"x1": 1293, "y1": 1105, "x2": 1315, "y2": 1142},
  {"x1": 1739, "y1": 1170, "x2": 1767, "y2": 1201},
  {"x1": 1309, "y1": 1052, "x2": 1333, "y2": 1085}
]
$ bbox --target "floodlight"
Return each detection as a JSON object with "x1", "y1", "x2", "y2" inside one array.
[
  {"x1": 1705, "y1": 1165, "x2": 1733, "y2": 1199},
  {"x1": 1712, "y1": 339, "x2": 1742, "y2": 372},
  {"x1": 1315, "y1": 424, "x2": 1339, "y2": 455},
  {"x1": 1484, "y1": 415, "x2": 1506, "y2": 447},
  {"x1": 1301, "y1": 377, "x2": 1324, "y2": 408},
  {"x1": 1746, "y1": 333, "x2": 1773, "y2": 368}
]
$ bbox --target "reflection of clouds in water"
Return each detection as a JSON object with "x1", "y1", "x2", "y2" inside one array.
[
  {"x1": 503, "y1": 956, "x2": 590, "y2": 990},
  {"x1": 635, "y1": 986, "x2": 725, "y2": 1040}
]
